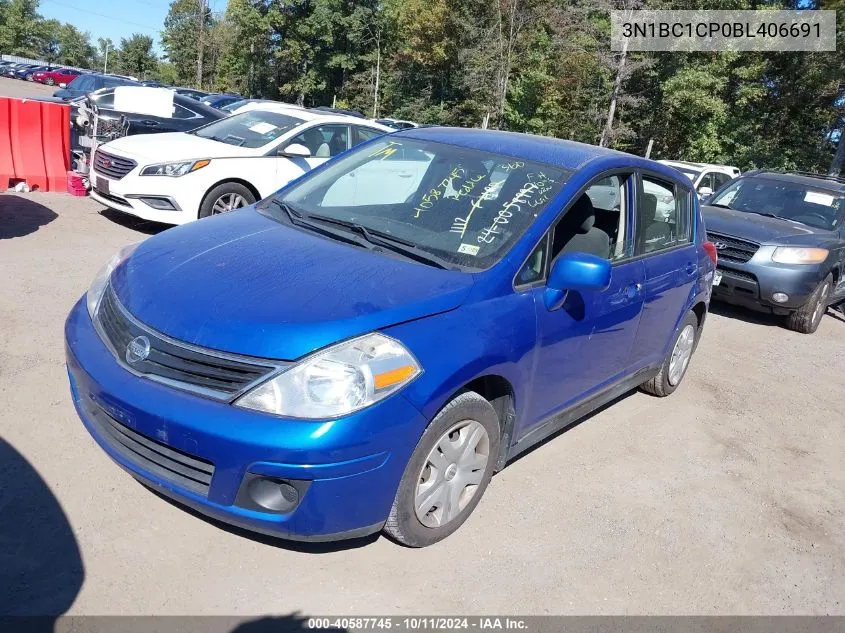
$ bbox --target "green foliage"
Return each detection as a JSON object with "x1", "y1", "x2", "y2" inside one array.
[
  {"x1": 116, "y1": 34, "x2": 157, "y2": 79},
  {"x1": 162, "y1": 0, "x2": 215, "y2": 87}
]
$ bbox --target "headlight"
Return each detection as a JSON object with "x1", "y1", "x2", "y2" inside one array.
[
  {"x1": 771, "y1": 247, "x2": 829, "y2": 265},
  {"x1": 234, "y1": 333, "x2": 421, "y2": 419},
  {"x1": 140, "y1": 159, "x2": 210, "y2": 177},
  {"x1": 86, "y1": 242, "x2": 140, "y2": 318}
]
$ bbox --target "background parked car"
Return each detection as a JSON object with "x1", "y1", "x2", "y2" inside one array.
[
  {"x1": 19, "y1": 64, "x2": 53, "y2": 80},
  {"x1": 703, "y1": 170, "x2": 845, "y2": 333},
  {"x1": 201, "y1": 93, "x2": 243, "y2": 110},
  {"x1": 88, "y1": 106, "x2": 390, "y2": 223},
  {"x1": 173, "y1": 87, "x2": 209, "y2": 101},
  {"x1": 659, "y1": 160, "x2": 740, "y2": 199},
  {"x1": 79, "y1": 87, "x2": 224, "y2": 136},
  {"x1": 53, "y1": 73, "x2": 138, "y2": 100},
  {"x1": 32, "y1": 67, "x2": 82, "y2": 86},
  {"x1": 374, "y1": 117, "x2": 419, "y2": 130},
  {"x1": 4, "y1": 63, "x2": 36, "y2": 78}
]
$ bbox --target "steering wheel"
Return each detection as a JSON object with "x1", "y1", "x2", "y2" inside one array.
[{"x1": 793, "y1": 211, "x2": 831, "y2": 227}]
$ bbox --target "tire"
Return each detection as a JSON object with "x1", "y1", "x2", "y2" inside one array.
[
  {"x1": 45, "y1": 77, "x2": 55, "y2": 86},
  {"x1": 198, "y1": 182, "x2": 256, "y2": 219},
  {"x1": 785, "y1": 274, "x2": 832, "y2": 334},
  {"x1": 640, "y1": 311, "x2": 699, "y2": 397},
  {"x1": 383, "y1": 391, "x2": 501, "y2": 547}
]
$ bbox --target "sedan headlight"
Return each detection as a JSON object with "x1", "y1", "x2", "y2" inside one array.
[
  {"x1": 86, "y1": 242, "x2": 140, "y2": 318},
  {"x1": 234, "y1": 333, "x2": 421, "y2": 419},
  {"x1": 771, "y1": 247, "x2": 829, "y2": 265},
  {"x1": 140, "y1": 159, "x2": 210, "y2": 177}
]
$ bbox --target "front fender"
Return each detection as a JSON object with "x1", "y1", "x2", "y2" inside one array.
[{"x1": 384, "y1": 292, "x2": 537, "y2": 433}]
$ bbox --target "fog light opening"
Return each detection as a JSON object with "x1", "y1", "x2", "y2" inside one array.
[
  {"x1": 772, "y1": 292, "x2": 789, "y2": 303},
  {"x1": 247, "y1": 476, "x2": 300, "y2": 513}
]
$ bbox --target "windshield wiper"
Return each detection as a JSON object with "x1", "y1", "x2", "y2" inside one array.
[
  {"x1": 709, "y1": 202, "x2": 733, "y2": 209},
  {"x1": 261, "y1": 200, "x2": 377, "y2": 250},
  {"x1": 744, "y1": 210, "x2": 802, "y2": 223},
  {"x1": 306, "y1": 214, "x2": 454, "y2": 270}
]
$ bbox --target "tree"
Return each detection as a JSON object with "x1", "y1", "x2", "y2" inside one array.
[
  {"x1": 162, "y1": 0, "x2": 214, "y2": 87},
  {"x1": 0, "y1": 0, "x2": 43, "y2": 57},
  {"x1": 116, "y1": 34, "x2": 158, "y2": 79},
  {"x1": 55, "y1": 23, "x2": 95, "y2": 67}
]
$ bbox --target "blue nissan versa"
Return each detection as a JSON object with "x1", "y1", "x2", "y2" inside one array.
[{"x1": 65, "y1": 129, "x2": 717, "y2": 547}]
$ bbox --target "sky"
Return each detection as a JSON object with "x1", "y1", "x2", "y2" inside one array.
[{"x1": 37, "y1": 0, "x2": 229, "y2": 53}]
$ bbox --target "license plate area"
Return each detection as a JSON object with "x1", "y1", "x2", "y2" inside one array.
[
  {"x1": 96, "y1": 176, "x2": 110, "y2": 196},
  {"x1": 713, "y1": 271, "x2": 723, "y2": 286}
]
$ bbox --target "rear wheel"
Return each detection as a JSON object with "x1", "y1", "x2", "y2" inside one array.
[
  {"x1": 641, "y1": 311, "x2": 699, "y2": 397},
  {"x1": 199, "y1": 183, "x2": 256, "y2": 219},
  {"x1": 785, "y1": 274, "x2": 832, "y2": 334},
  {"x1": 383, "y1": 391, "x2": 500, "y2": 547}
]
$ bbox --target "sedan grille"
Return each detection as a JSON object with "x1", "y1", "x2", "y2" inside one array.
[
  {"x1": 707, "y1": 232, "x2": 759, "y2": 264},
  {"x1": 82, "y1": 395, "x2": 215, "y2": 496},
  {"x1": 93, "y1": 150, "x2": 137, "y2": 180},
  {"x1": 95, "y1": 285, "x2": 282, "y2": 400}
]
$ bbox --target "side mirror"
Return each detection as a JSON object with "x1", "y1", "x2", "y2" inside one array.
[
  {"x1": 279, "y1": 143, "x2": 311, "y2": 158},
  {"x1": 697, "y1": 186, "x2": 713, "y2": 199},
  {"x1": 544, "y1": 252, "x2": 612, "y2": 311}
]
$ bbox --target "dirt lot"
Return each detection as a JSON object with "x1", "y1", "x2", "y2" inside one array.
[
  {"x1": 0, "y1": 75, "x2": 57, "y2": 100},
  {"x1": 1, "y1": 190, "x2": 844, "y2": 617}
]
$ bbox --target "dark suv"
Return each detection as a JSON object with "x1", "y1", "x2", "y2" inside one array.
[{"x1": 701, "y1": 171, "x2": 845, "y2": 333}]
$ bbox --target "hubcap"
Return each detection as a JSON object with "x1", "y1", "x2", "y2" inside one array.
[
  {"x1": 414, "y1": 419, "x2": 490, "y2": 529},
  {"x1": 812, "y1": 283, "x2": 830, "y2": 324},
  {"x1": 211, "y1": 192, "x2": 247, "y2": 215},
  {"x1": 668, "y1": 324, "x2": 695, "y2": 386}
]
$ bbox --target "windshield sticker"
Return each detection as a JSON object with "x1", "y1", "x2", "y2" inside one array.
[
  {"x1": 369, "y1": 141, "x2": 401, "y2": 160},
  {"x1": 457, "y1": 243, "x2": 480, "y2": 256},
  {"x1": 804, "y1": 191, "x2": 834, "y2": 206},
  {"x1": 477, "y1": 182, "x2": 539, "y2": 245},
  {"x1": 450, "y1": 179, "x2": 505, "y2": 238},
  {"x1": 249, "y1": 122, "x2": 277, "y2": 134}
]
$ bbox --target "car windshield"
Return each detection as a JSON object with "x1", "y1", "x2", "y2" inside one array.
[
  {"x1": 193, "y1": 111, "x2": 304, "y2": 148},
  {"x1": 680, "y1": 169, "x2": 701, "y2": 182},
  {"x1": 265, "y1": 137, "x2": 571, "y2": 270},
  {"x1": 710, "y1": 176, "x2": 845, "y2": 230}
]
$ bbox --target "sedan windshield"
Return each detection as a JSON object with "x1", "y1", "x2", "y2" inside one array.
[
  {"x1": 265, "y1": 137, "x2": 571, "y2": 269},
  {"x1": 710, "y1": 176, "x2": 845, "y2": 230},
  {"x1": 194, "y1": 111, "x2": 304, "y2": 148}
]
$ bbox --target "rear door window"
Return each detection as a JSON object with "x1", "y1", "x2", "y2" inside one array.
[{"x1": 637, "y1": 176, "x2": 691, "y2": 254}]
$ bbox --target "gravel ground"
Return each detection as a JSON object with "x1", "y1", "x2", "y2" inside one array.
[
  {"x1": 1, "y1": 186, "x2": 845, "y2": 617},
  {"x1": 0, "y1": 76, "x2": 58, "y2": 100}
]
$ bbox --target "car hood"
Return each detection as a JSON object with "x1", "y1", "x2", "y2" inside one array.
[
  {"x1": 101, "y1": 132, "x2": 258, "y2": 162},
  {"x1": 702, "y1": 205, "x2": 835, "y2": 244},
  {"x1": 111, "y1": 210, "x2": 473, "y2": 360}
]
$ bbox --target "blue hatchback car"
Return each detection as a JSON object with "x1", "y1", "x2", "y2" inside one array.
[{"x1": 66, "y1": 128, "x2": 716, "y2": 546}]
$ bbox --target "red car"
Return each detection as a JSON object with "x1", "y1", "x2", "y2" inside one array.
[{"x1": 33, "y1": 68, "x2": 83, "y2": 86}]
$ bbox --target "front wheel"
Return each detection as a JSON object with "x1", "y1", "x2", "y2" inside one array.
[
  {"x1": 45, "y1": 77, "x2": 55, "y2": 86},
  {"x1": 785, "y1": 274, "x2": 831, "y2": 334},
  {"x1": 198, "y1": 182, "x2": 256, "y2": 219},
  {"x1": 641, "y1": 311, "x2": 699, "y2": 397},
  {"x1": 383, "y1": 391, "x2": 500, "y2": 547}
]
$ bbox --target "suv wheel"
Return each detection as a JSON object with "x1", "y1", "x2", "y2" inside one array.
[
  {"x1": 785, "y1": 274, "x2": 831, "y2": 334},
  {"x1": 641, "y1": 311, "x2": 699, "y2": 397},
  {"x1": 383, "y1": 391, "x2": 500, "y2": 547}
]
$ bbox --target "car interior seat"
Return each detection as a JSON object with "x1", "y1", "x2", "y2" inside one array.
[
  {"x1": 641, "y1": 193, "x2": 672, "y2": 252},
  {"x1": 552, "y1": 194, "x2": 610, "y2": 260}
]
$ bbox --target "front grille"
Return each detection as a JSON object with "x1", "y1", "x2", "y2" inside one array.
[
  {"x1": 94, "y1": 150, "x2": 137, "y2": 180},
  {"x1": 717, "y1": 265, "x2": 757, "y2": 283},
  {"x1": 96, "y1": 285, "x2": 281, "y2": 400},
  {"x1": 83, "y1": 396, "x2": 215, "y2": 496},
  {"x1": 707, "y1": 232, "x2": 759, "y2": 264}
]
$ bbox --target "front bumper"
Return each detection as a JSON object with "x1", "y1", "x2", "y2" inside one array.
[
  {"x1": 65, "y1": 298, "x2": 426, "y2": 541},
  {"x1": 712, "y1": 249, "x2": 826, "y2": 314},
  {"x1": 89, "y1": 166, "x2": 201, "y2": 225}
]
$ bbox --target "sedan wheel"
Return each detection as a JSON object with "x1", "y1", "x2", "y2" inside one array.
[
  {"x1": 211, "y1": 192, "x2": 248, "y2": 215},
  {"x1": 46, "y1": 78, "x2": 55, "y2": 86},
  {"x1": 414, "y1": 419, "x2": 490, "y2": 529},
  {"x1": 668, "y1": 324, "x2": 695, "y2": 386}
]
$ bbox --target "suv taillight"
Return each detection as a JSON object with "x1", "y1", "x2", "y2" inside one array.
[{"x1": 703, "y1": 241, "x2": 718, "y2": 266}]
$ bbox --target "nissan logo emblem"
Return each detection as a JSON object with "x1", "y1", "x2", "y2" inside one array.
[
  {"x1": 102, "y1": 158, "x2": 111, "y2": 168},
  {"x1": 713, "y1": 241, "x2": 727, "y2": 250},
  {"x1": 126, "y1": 335, "x2": 151, "y2": 364}
]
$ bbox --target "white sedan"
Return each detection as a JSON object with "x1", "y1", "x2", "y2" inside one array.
[{"x1": 88, "y1": 107, "x2": 392, "y2": 224}]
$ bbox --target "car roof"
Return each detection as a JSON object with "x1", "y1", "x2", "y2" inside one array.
[
  {"x1": 240, "y1": 105, "x2": 393, "y2": 129},
  {"x1": 742, "y1": 170, "x2": 845, "y2": 193},
  {"x1": 397, "y1": 127, "x2": 645, "y2": 172},
  {"x1": 659, "y1": 160, "x2": 739, "y2": 173}
]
